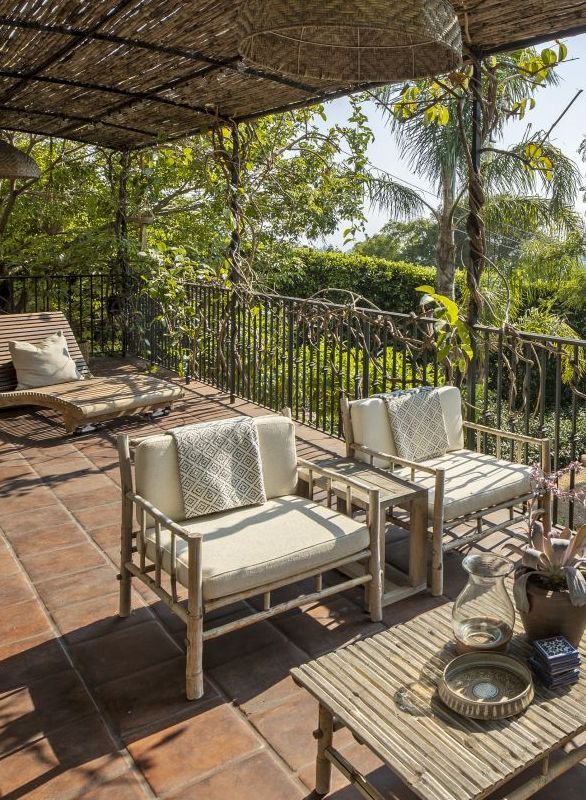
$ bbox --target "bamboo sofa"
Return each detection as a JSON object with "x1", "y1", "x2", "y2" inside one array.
[
  {"x1": 118, "y1": 413, "x2": 383, "y2": 699},
  {"x1": 0, "y1": 311, "x2": 183, "y2": 433},
  {"x1": 341, "y1": 386, "x2": 550, "y2": 596}
]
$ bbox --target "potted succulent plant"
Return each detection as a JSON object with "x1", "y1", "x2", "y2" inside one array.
[{"x1": 513, "y1": 463, "x2": 586, "y2": 647}]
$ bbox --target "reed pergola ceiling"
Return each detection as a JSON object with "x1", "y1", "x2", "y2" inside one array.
[{"x1": 0, "y1": 0, "x2": 585, "y2": 150}]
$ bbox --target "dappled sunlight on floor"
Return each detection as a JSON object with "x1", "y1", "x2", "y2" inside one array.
[{"x1": 0, "y1": 359, "x2": 583, "y2": 800}]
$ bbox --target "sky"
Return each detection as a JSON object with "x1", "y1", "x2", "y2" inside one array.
[{"x1": 320, "y1": 33, "x2": 586, "y2": 250}]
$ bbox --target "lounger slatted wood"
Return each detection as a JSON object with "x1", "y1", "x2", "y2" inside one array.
[{"x1": 0, "y1": 311, "x2": 184, "y2": 433}]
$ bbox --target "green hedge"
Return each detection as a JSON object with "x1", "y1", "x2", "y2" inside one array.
[{"x1": 269, "y1": 247, "x2": 464, "y2": 315}]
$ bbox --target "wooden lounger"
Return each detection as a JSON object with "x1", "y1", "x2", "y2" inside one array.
[{"x1": 0, "y1": 311, "x2": 184, "y2": 433}]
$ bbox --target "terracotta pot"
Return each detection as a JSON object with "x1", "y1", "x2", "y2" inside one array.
[{"x1": 518, "y1": 579, "x2": 586, "y2": 647}]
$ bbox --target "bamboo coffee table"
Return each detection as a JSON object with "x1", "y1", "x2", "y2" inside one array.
[
  {"x1": 298, "y1": 457, "x2": 429, "y2": 606},
  {"x1": 291, "y1": 603, "x2": 586, "y2": 800}
]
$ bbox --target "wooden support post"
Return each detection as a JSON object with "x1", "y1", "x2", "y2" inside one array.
[
  {"x1": 315, "y1": 704, "x2": 334, "y2": 796},
  {"x1": 227, "y1": 121, "x2": 242, "y2": 405},
  {"x1": 465, "y1": 55, "x2": 485, "y2": 441},
  {"x1": 115, "y1": 150, "x2": 130, "y2": 356}
]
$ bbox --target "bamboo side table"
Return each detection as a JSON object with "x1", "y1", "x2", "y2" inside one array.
[
  {"x1": 292, "y1": 603, "x2": 586, "y2": 800},
  {"x1": 298, "y1": 458, "x2": 429, "y2": 606}
]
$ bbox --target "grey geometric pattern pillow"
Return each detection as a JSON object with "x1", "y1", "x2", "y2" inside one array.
[
  {"x1": 379, "y1": 387, "x2": 449, "y2": 463},
  {"x1": 170, "y1": 417, "x2": 266, "y2": 519}
]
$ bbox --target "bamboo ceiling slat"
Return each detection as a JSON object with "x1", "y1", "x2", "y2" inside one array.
[{"x1": 0, "y1": 1, "x2": 585, "y2": 149}]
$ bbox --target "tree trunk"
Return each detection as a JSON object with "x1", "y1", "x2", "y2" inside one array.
[
  {"x1": 435, "y1": 211, "x2": 456, "y2": 299},
  {"x1": 435, "y1": 170, "x2": 456, "y2": 299},
  {"x1": 114, "y1": 151, "x2": 130, "y2": 280}
]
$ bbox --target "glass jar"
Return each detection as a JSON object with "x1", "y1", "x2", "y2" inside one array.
[{"x1": 452, "y1": 554, "x2": 515, "y2": 653}]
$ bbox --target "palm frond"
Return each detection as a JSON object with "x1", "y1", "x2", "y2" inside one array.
[{"x1": 367, "y1": 175, "x2": 432, "y2": 220}]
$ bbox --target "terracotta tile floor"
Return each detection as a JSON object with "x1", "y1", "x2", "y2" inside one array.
[{"x1": 0, "y1": 358, "x2": 584, "y2": 800}]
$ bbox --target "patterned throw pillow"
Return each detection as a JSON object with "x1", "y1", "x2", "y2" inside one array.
[
  {"x1": 380, "y1": 387, "x2": 449, "y2": 462},
  {"x1": 170, "y1": 417, "x2": 267, "y2": 518},
  {"x1": 9, "y1": 331, "x2": 82, "y2": 390}
]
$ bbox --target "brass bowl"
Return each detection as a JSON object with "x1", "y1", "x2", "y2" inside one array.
[{"x1": 438, "y1": 653, "x2": 534, "y2": 720}]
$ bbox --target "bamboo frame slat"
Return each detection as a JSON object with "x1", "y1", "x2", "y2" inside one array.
[{"x1": 292, "y1": 602, "x2": 586, "y2": 800}]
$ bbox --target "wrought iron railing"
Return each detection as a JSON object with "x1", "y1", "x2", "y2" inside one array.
[
  {"x1": 0, "y1": 273, "x2": 126, "y2": 356},
  {"x1": 2, "y1": 275, "x2": 583, "y2": 527},
  {"x1": 129, "y1": 282, "x2": 586, "y2": 528}
]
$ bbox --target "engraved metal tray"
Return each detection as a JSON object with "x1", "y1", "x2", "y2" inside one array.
[{"x1": 438, "y1": 652, "x2": 534, "y2": 720}]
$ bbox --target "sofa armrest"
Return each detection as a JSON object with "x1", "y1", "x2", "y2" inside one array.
[
  {"x1": 462, "y1": 422, "x2": 550, "y2": 466},
  {"x1": 351, "y1": 443, "x2": 440, "y2": 477},
  {"x1": 129, "y1": 492, "x2": 202, "y2": 541}
]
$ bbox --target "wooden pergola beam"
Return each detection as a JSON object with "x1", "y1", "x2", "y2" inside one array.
[{"x1": 0, "y1": 68, "x2": 225, "y2": 122}]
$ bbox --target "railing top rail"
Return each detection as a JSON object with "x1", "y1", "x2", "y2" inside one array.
[
  {"x1": 3, "y1": 274, "x2": 585, "y2": 348},
  {"x1": 1, "y1": 274, "x2": 114, "y2": 280},
  {"x1": 474, "y1": 323, "x2": 586, "y2": 348},
  {"x1": 184, "y1": 281, "x2": 439, "y2": 325},
  {"x1": 186, "y1": 281, "x2": 586, "y2": 347}
]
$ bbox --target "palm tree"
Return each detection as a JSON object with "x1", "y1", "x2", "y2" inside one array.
[{"x1": 367, "y1": 49, "x2": 583, "y2": 302}]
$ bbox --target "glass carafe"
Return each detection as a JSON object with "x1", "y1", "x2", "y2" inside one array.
[{"x1": 452, "y1": 554, "x2": 515, "y2": 653}]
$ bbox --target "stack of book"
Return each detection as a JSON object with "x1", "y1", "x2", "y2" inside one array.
[{"x1": 529, "y1": 635, "x2": 581, "y2": 689}]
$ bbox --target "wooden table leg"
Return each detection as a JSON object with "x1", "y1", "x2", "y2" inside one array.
[
  {"x1": 409, "y1": 493, "x2": 428, "y2": 588},
  {"x1": 501, "y1": 742, "x2": 586, "y2": 800},
  {"x1": 315, "y1": 703, "x2": 334, "y2": 796}
]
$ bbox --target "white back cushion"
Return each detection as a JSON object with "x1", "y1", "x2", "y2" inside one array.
[
  {"x1": 437, "y1": 386, "x2": 464, "y2": 450},
  {"x1": 350, "y1": 397, "x2": 396, "y2": 468},
  {"x1": 9, "y1": 330, "x2": 81, "y2": 390},
  {"x1": 349, "y1": 386, "x2": 463, "y2": 467},
  {"x1": 134, "y1": 414, "x2": 297, "y2": 522}
]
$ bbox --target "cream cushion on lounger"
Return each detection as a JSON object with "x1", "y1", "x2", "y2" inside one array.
[
  {"x1": 143, "y1": 496, "x2": 369, "y2": 601},
  {"x1": 9, "y1": 330, "x2": 81, "y2": 389},
  {"x1": 396, "y1": 450, "x2": 531, "y2": 521}
]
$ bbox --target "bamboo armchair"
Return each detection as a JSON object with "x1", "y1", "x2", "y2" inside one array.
[
  {"x1": 118, "y1": 413, "x2": 383, "y2": 700},
  {"x1": 341, "y1": 387, "x2": 550, "y2": 597},
  {"x1": 0, "y1": 311, "x2": 183, "y2": 433}
]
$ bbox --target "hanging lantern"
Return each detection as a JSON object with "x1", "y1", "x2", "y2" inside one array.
[
  {"x1": 138, "y1": 207, "x2": 155, "y2": 250},
  {"x1": 238, "y1": 0, "x2": 463, "y2": 84},
  {"x1": 0, "y1": 140, "x2": 41, "y2": 180}
]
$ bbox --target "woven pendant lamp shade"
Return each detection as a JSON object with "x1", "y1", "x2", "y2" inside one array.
[
  {"x1": 0, "y1": 141, "x2": 41, "y2": 180},
  {"x1": 239, "y1": 0, "x2": 462, "y2": 84}
]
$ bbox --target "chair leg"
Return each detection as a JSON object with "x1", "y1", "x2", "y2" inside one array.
[
  {"x1": 431, "y1": 520, "x2": 444, "y2": 597},
  {"x1": 119, "y1": 511, "x2": 133, "y2": 617},
  {"x1": 185, "y1": 610, "x2": 204, "y2": 700},
  {"x1": 315, "y1": 704, "x2": 334, "y2": 797},
  {"x1": 430, "y1": 474, "x2": 445, "y2": 597},
  {"x1": 367, "y1": 490, "x2": 383, "y2": 622},
  {"x1": 119, "y1": 568, "x2": 132, "y2": 617}
]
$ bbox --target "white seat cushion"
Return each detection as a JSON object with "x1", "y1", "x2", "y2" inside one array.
[
  {"x1": 143, "y1": 496, "x2": 369, "y2": 601},
  {"x1": 396, "y1": 450, "x2": 532, "y2": 522}
]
